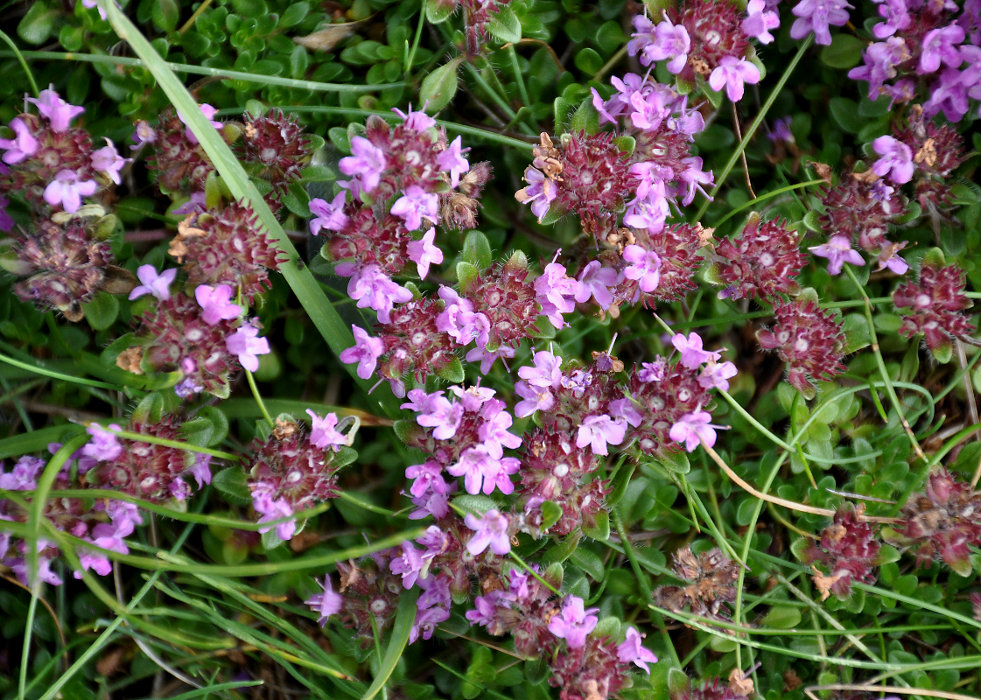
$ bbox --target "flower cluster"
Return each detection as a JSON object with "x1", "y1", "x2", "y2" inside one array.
[
  {"x1": 713, "y1": 215, "x2": 806, "y2": 301},
  {"x1": 127, "y1": 278, "x2": 271, "y2": 398},
  {"x1": 757, "y1": 297, "x2": 847, "y2": 398},
  {"x1": 804, "y1": 504, "x2": 881, "y2": 600},
  {"x1": 653, "y1": 546, "x2": 741, "y2": 622},
  {"x1": 628, "y1": 1, "x2": 765, "y2": 101},
  {"x1": 85, "y1": 418, "x2": 213, "y2": 503},
  {"x1": 848, "y1": 1, "x2": 981, "y2": 121},
  {"x1": 892, "y1": 256, "x2": 975, "y2": 356},
  {"x1": 889, "y1": 468, "x2": 981, "y2": 576},
  {"x1": 246, "y1": 413, "x2": 351, "y2": 542},
  {"x1": 0, "y1": 452, "x2": 142, "y2": 586}
]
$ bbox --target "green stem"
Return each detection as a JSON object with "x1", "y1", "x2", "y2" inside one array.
[
  {"x1": 245, "y1": 369, "x2": 274, "y2": 428},
  {"x1": 0, "y1": 30, "x2": 39, "y2": 96},
  {"x1": 2, "y1": 50, "x2": 402, "y2": 94},
  {"x1": 710, "y1": 179, "x2": 826, "y2": 229},
  {"x1": 404, "y1": 7, "x2": 426, "y2": 77},
  {"x1": 507, "y1": 45, "x2": 532, "y2": 113},
  {"x1": 694, "y1": 35, "x2": 814, "y2": 222},
  {"x1": 0, "y1": 351, "x2": 117, "y2": 389}
]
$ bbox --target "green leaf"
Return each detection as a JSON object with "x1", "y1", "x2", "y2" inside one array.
[
  {"x1": 436, "y1": 356, "x2": 465, "y2": 383},
  {"x1": 487, "y1": 6, "x2": 522, "y2": 44},
  {"x1": 462, "y1": 230, "x2": 493, "y2": 269},
  {"x1": 151, "y1": 0, "x2": 180, "y2": 32},
  {"x1": 540, "y1": 500, "x2": 563, "y2": 530},
  {"x1": 424, "y1": 0, "x2": 456, "y2": 24},
  {"x1": 570, "y1": 547, "x2": 605, "y2": 580},
  {"x1": 280, "y1": 1, "x2": 310, "y2": 27},
  {"x1": 456, "y1": 261, "x2": 479, "y2": 290},
  {"x1": 212, "y1": 466, "x2": 252, "y2": 505},
  {"x1": 656, "y1": 450, "x2": 690, "y2": 474},
  {"x1": 762, "y1": 605, "x2": 802, "y2": 629},
  {"x1": 574, "y1": 48, "x2": 603, "y2": 74},
  {"x1": 419, "y1": 57, "x2": 462, "y2": 113},
  {"x1": 360, "y1": 590, "x2": 419, "y2": 700},
  {"x1": 82, "y1": 292, "x2": 119, "y2": 331},
  {"x1": 819, "y1": 33, "x2": 865, "y2": 69},
  {"x1": 453, "y1": 494, "x2": 500, "y2": 515},
  {"x1": 829, "y1": 97, "x2": 863, "y2": 134},
  {"x1": 18, "y1": 1, "x2": 59, "y2": 45},
  {"x1": 582, "y1": 510, "x2": 610, "y2": 541},
  {"x1": 180, "y1": 416, "x2": 217, "y2": 448}
]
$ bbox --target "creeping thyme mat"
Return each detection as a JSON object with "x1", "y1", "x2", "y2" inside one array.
[{"x1": 1, "y1": 0, "x2": 981, "y2": 697}]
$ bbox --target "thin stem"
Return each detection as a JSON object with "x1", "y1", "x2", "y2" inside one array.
[
  {"x1": 404, "y1": 6, "x2": 426, "y2": 77},
  {"x1": 843, "y1": 266, "x2": 928, "y2": 465},
  {"x1": 711, "y1": 179, "x2": 826, "y2": 229},
  {"x1": 245, "y1": 368, "x2": 274, "y2": 428},
  {"x1": 0, "y1": 30, "x2": 39, "y2": 96},
  {"x1": 731, "y1": 102, "x2": 756, "y2": 199},
  {"x1": 507, "y1": 45, "x2": 532, "y2": 114},
  {"x1": 694, "y1": 35, "x2": 813, "y2": 222},
  {"x1": 593, "y1": 45, "x2": 627, "y2": 83},
  {"x1": 177, "y1": 0, "x2": 214, "y2": 35},
  {"x1": 2, "y1": 50, "x2": 402, "y2": 94}
]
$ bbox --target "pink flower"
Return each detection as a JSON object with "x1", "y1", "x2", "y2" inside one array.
[
  {"x1": 308, "y1": 192, "x2": 348, "y2": 235},
  {"x1": 43, "y1": 170, "x2": 98, "y2": 213},
  {"x1": 392, "y1": 104, "x2": 436, "y2": 132},
  {"x1": 28, "y1": 88, "x2": 85, "y2": 132},
  {"x1": 81, "y1": 423, "x2": 123, "y2": 462},
  {"x1": 464, "y1": 509, "x2": 511, "y2": 556},
  {"x1": 790, "y1": 0, "x2": 853, "y2": 46},
  {"x1": 669, "y1": 409, "x2": 722, "y2": 452},
  {"x1": 548, "y1": 596, "x2": 598, "y2": 649},
  {"x1": 339, "y1": 136, "x2": 386, "y2": 197},
  {"x1": 251, "y1": 482, "x2": 296, "y2": 541},
  {"x1": 391, "y1": 185, "x2": 439, "y2": 231},
  {"x1": 305, "y1": 575, "x2": 343, "y2": 626},
  {"x1": 177, "y1": 103, "x2": 222, "y2": 144},
  {"x1": 194, "y1": 284, "x2": 242, "y2": 325},
  {"x1": 871, "y1": 135, "x2": 914, "y2": 184},
  {"x1": 407, "y1": 227, "x2": 443, "y2": 279},
  {"x1": 339, "y1": 325, "x2": 385, "y2": 379},
  {"x1": 708, "y1": 56, "x2": 761, "y2": 102},
  {"x1": 344, "y1": 264, "x2": 413, "y2": 324},
  {"x1": 576, "y1": 414, "x2": 627, "y2": 456},
  {"x1": 622, "y1": 244, "x2": 662, "y2": 293},
  {"x1": 226, "y1": 321, "x2": 271, "y2": 372},
  {"x1": 617, "y1": 627, "x2": 658, "y2": 673},
  {"x1": 437, "y1": 135, "x2": 470, "y2": 187},
  {"x1": 91, "y1": 139, "x2": 129, "y2": 185},
  {"x1": 0, "y1": 118, "x2": 38, "y2": 164},
  {"x1": 698, "y1": 360, "x2": 739, "y2": 392},
  {"x1": 575, "y1": 261, "x2": 617, "y2": 309},
  {"x1": 743, "y1": 0, "x2": 780, "y2": 44},
  {"x1": 129, "y1": 265, "x2": 177, "y2": 301},
  {"x1": 672, "y1": 332, "x2": 721, "y2": 369},
  {"x1": 306, "y1": 410, "x2": 347, "y2": 452},
  {"x1": 809, "y1": 235, "x2": 865, "y2": 275}
]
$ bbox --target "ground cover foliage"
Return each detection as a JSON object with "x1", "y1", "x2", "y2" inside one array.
[{"x1": 1, "y1": 0, "x2": 981, "y2": 698}]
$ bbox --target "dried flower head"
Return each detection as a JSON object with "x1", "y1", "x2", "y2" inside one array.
[
  {"x1": 804, "y1": 503, "x2": 881, "y2": 600},
  {"x1": 654, "y1": 545, "x2": 740, "y2": 622}
]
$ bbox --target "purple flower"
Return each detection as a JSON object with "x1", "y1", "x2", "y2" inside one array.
[
  {"x1": 873, "y1": 0, "x2": 910, "y2": 38},
  {"x1": 415, "y1": 393, "x2": 463, "y2": 440},
  {"x1": 769, "y1": 116, "x2": 795, "y2": 144},
  {"x1": 195, "y1": 284, "x2": 242, "y2": 325},
  {"x1": 339, "y1": 325, "x2": 385, "y2": 379},
  {"x1": 0, "y1": 118, "x2": 38, "y2": 164},
  {"x1": 131, "y1": 120, "x2": 157, "y2": 149},
  {"x1": 514, "y1": 380, "x2": 556, "y2": 418},
  {"x1": 708, "y1": 56, "x2": 762, "y2": 103},
  {"x1": 187, "y1": 454, "x2": 212, "y2": 489},
  {"x1": 306, "y1": 410, "x2": 347, "y2": 451},
  {"x1": 515, "y1": 166, "x2": 557, "y2": 222},
  {"x1": 464, "y1": 509, "x2": 511, "y2": 556},
  {"x1": 677, "y1": 156, "x2": 714, "y2": 206},
  {"x1": 477, "y1": 404, "x2": 522, "y2": 457},
  {"x1": 91, "y1": 139, "x2": 129, "y2": 185},
  {"x1": 548, "y1": 596, "x2": 599, "y2": 649},
  {"x1": 920, "y1": 25, "x2": 965, "y2": 75},
  {"x1": 465, "y1": 591, "x2": 507, "y2": 628},
  {"x1": 638, "y1": 359, "x2": 666, "y2": 383},
  {"x1": 518, "y1": 349, "x2": 563, "y2": 389},
  {"x1": 436, "y1": 287, "x2": 490, "y2": 347},
  {"x1": 535, "y1": 257, "x2": 580, "y2": 329},
  {"x1": 405, "y1": 461, "x2": 448, "y2": 498},
  {"x1": 344, "y1": 264, "x2": 413, "y2": 324},
  {"x1": 447, "y1": 447, "x2": 519, "y2": 495},
  {"x1": 672, "y1": 332, "x2": 721, "y2": 370},
  {"x1": 622, "y1": 244, "x2": 662, "y2": 293},
  {"x1": 437, "y1": 135, "x2": 470, "y2": 188},
  {"x1": 698, "y1": 360, "x2": 739, "y2": 392},
  {"x1": 309, "y1": 192, "x2": 349, "y2": 235},
  {"x1": 390, "y1": 541, "x2": 426, "y2": 588},
  {"x1": 82, "y1": 423, "x2": 123, "y2": 462},
  {"x1": 810, "y1": 235, "x2": 865, "y2": 275},
  {"x1": 251, "y1": 482, "x2": 296, "y2": 541},
  {"x1": 410, "y1": 597, "x2": 450, "y2": 643},
  {"x1": 406, "y1": 227, "x2": 443, "y2": 279},
  {"x1": 173, "y1": 191, "x2": 206, "y2": 216},
  {"x1": 28, "y1": 89, "x2": 85, "y2": 132},
  {"x1": 129, "y1": 265, "x2": 177, "y2": 301},
  {"x1": 339, "y1": 136, "x2": 386, "y2": 198},
  {"x1": 575, "y1": 261, "x2": 617, "y2": 309},
  {"x1": 391, "y1": 185, "x2": 439, "y2": 231},
  {"x1": 0, "y1": 195, "x2": 12, "y2": 233},
  {"x1": 393, "y1": 104, "x2": 436, "y2": 132},
  {"x1": 43, "y1": 170, "x2": 98, "y2": 213},
  {"x1": 306, "y1": 575, "x2": 343, "y2": 626},
  {"x1": 629, "y1": 15, "x2": 690, "y2": 74},
  {"x1": 576, "y1": 414, "x2": 627, "y2": 456},
  {"x1": 617, "y1": 627, "x2": 658, "y2": 673},
  {"x1": 743, "y1": 0, "x2": 780, "y2": 43},
  {"x1": 226, "y1": 321, "x2": 271, "y2": 372},
  {"x1": 669, "y1": 409, "x2": 722, "y2": 452},
  {"x1": 790, "y1": 0, "x2": 852, "y2": 45},
  {"x1": 848, "y1": 38, "x2": 910, "y2": 99},
  {"x1": 0, "y1": 455, "x2": 44, "y2": 490},
  {"x1": 177, "y1": 103, "x2": 222, "y2": 144},
  {"x1": 466, "y1": 344, "x2": 516, "y2": 374},
  {"x1": 871, "y1": 135, "x2": 914, "y2": 184}
]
